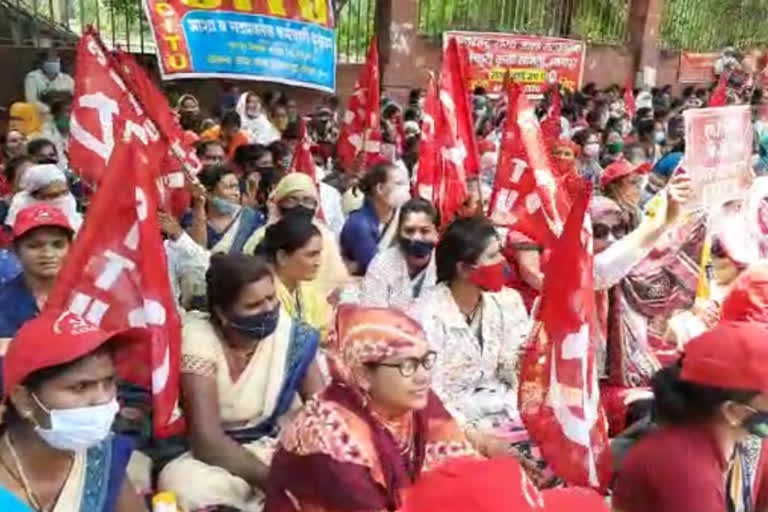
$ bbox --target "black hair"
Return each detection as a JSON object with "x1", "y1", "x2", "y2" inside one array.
[
  {"x1": 206, "y1": 253, "x2": 272, "y2": 323},
  {"x1": 282, "y1": 121, "x2": 301, "y2": 140},
  {"x1": 571, "y1": 128, "x2": 596, "y2": 148},
  {"x1": 652, "y1": 361, "x2": 759, "y2": 425},
  {"x1": 3, "y1": 155, "x2": 33, "y2": 185},
  {"x1": 221, "y1": 110, "x2": 241, "y2": 129},
  {"x1": 196, "y1": 139, "x2": 225, "y2": 159},
  {"x1": 473, "y1": 86, "x2": 487, "y2": 96},
  {"x1": 358, "y1": 161, "x2": 394, "y2": 196},
  {"x1": 27, "y1": 138, "x2": 56, "y2": 158},
  {"x1": 198, "y1": 164, "x2": 237, "y2": 193},
  {"x1": 635, "y1": 107, "x2": 653, "y2": 121},
  {"x1": 256, "y1": 213, "x2": 321, "y2": 263},
  {"x1": 403, "y1": 108, "x2": 419, "y2": 122},
  {"x1": 436, "y1": 216, "x2": 498, "y2": 283},
  {"x1": 408, "y1": 88, "x2": 424, "y2": 104},
  {"x1": 269, "y1": 140, "x2": 289, "y2": 166},
  {"x1": 233, "y1": 144, "x2": 271, "y2": 167},
  {"x1": 48, "y1": 92, "x2": 72, "y2": 117},
  {"x1": 179, "y1": 110, "x2": 202, "y2": 133},
  {"x1": 398, "y1": 198, "x2": 439, "y2": 229},
  {"x1": 382, "y1": 103, "x2": 400, "y2": 119},
  {"x1": 682, "y1": 85, "x2": 695, "y2": 98}
]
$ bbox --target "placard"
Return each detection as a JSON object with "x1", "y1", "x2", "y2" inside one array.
[{"x1": 445, "y1": 31, "x2": 585, "y2": 97}]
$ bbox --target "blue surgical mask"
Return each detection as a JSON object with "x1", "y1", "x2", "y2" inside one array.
[
  {"x1": 398, "y1": 237, "x2": 434, "y2": 258},
  {"x1": 33, "y1": 394, "x2": 118, "y2": 452},
  {"x1": 654, "y1": 131, "x2": 666, "y2": 144},
  {"x1": 210, "y1": 196, "x2": 240, "y2": 216},
  {"x1": 42, "y1": 60, "x2": 61, "y2": 77},
  {"x1": 227, "y1": 305, "x2": 280, "y2": 340}
]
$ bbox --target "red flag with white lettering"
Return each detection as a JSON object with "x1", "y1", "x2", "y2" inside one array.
[
  {"x1": 518, "y1": 184, "x2": 611, "y2": 489},
  {"x1": 487, "y1": 82, "x2": 573, "y2": 248},
  {"x1": 69, "y1": 28, "x2": 200, "y2": 203},
  {"x1": 336, "y1": 37, "x2": 381, "y2": 172},
  {"x1": 415, "y1": 74, "x2": 438, "y2": 201},
  {"x1": 46, "y1": 137, "x2": 184, "y2": 438},
  {"x1": 541, "y1": 84, "x2": 561, "y2": 149}
]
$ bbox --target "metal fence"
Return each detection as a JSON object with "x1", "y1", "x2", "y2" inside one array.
[
  {"x1": 335, "y1": 0, "x2": 374, "y2": 63},
  {"x1": 660, "y1": 0, "x2": 768, "y2": 51},
  {"x1": 418, "y1": 0, "x2": 630, "y2": 44},
  {"x1": 0, "y1": 0, "x2": 155, "y2": 52}
]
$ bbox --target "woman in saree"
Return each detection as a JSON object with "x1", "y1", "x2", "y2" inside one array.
[
  {"x1": 158, "y1": 253, "x2": 324, "y2": 512},
  {"x1": 265, "y1": 305, "x2": 476, "y2": 512},
  {"x1": 591, "y1": 173, "x2": 696, "y2": 434},
  {"x1": 184, "y1": 164, "x2": 265, "y2": 253},
  {"x1": 0, "y1": 311, "x2": 145, "y2": 511},
  {"x1": 242, "y1": 173, "x2": 349, "y2": 300},
  {"x1": 256, "y1": 213, "x2": 332, "y2": 340}
]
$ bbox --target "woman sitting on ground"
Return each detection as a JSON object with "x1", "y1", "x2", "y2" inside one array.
[
  {"x1": 242, "y1": 173, "x2": 349, "y2": 300},
  {"x1": 266, "y1": 305, "x2": 476, "y2": 512},
  {"x1": 0, "y1": 311, "x2": 146, "y2": 511},
  {"x1": 360, "y1": 198, "x2": 439, "y2": 310},
  {"x1": 256, "y1": 213, "x2": 331, "y2": 340},
  {"x1": 183, "y1": 164, "x2": 265, "y2": 253},
  {"x1": 158, "y1": 253, "x2": 324, "y2": 512},
  {"x1": 613, "y1": 322, "x2": 768, "y2": 512}
]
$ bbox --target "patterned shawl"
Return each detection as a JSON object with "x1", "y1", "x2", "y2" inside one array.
[{"x1": 265, "y1": 306, "x2": 475, "y2": 512}]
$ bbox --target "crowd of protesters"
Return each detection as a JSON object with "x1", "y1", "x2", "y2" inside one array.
[{"x1": 0, "y1": 43, "x2": 766, "y2": 512}]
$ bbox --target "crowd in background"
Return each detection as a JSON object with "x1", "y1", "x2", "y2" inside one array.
[{"x1": 0, "y1": 44, "x2": 766, "y2": 512}]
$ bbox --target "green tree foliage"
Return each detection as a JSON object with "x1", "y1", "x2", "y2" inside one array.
[{"x1": 660, "y1": 0, "x2": 768, "y2": 50}]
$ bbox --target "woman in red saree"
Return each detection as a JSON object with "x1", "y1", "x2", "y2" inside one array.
[{"x1": 265, "y1": 306, "x2": 476, "y2": 512}]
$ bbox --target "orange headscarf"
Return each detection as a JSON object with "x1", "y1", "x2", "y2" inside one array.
[{"x1": 8, "y1": 102, "x2": 41, "y2": 135}]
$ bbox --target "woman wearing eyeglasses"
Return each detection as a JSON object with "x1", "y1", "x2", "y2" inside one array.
[
  {"x1": 242, "y1": 173, "x2": 350, "y2": 301},
  {"x1": 591, "y1": 173, "x2": 694, "y2": 435},
  {"x1": 265, "y1": 305, "x2": 476, "y2": 512}
]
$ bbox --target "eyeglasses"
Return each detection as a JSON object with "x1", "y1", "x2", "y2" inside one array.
[
  {"x1": 593, "y1": 222, "x2": 628, "y2": 240},
  {"x1": 369, "y1": 351, "x2": 437, "y2": 377}
]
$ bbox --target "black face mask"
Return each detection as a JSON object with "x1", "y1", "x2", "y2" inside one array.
[
  {"x1": 279, "y1": 205, "x2": 316, "y2": 220},
  {"x1": 227, "y1": 305, "x2": 280, "y2": 340},
  {"x1": 398, "y1": 237, "x2": 435, "y2": 259}
]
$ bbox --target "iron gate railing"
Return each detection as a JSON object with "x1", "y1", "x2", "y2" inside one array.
[
  {"x1": 418, "y1": 0, "x2": 630, "y2": 45},
  {"x1": 335, "y1": 0, "x2": 374, "y2": 63}
]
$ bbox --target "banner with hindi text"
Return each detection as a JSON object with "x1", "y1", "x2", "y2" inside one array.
[
  {"x1": 144, "y1": 0, "x2": 336, "y2": 92},
  {"x1": 445, "y1": 31, "x2": 585, "y2": 97}
]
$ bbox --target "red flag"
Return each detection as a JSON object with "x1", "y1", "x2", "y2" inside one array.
[
  {"x1": 46, "y1": 135, "x2": 183, "y2": 438},
  {"x1": 487, "y1": 82, "x2": 573, "y2": 248},
  {"x1": 69, "y1": 28, "x2": 199, "y2": 211},
  {"x1": 623, "y1": 76, "x2": 636, "y2": 118},
  {"x1": 290, "y1": 118, "x2": 317, "y2": 180},
  {"x1": 336, "y1": 37, "x2": 381, "y2": 172},
  {"x1": 518, "y1": 184, "x2": 611, "y2": 489},
  {"x1": 415, "y1": 74, "x2": 439, "y2": 201},
  {"x1": 541, "y1": 83, "x2": 562, "y2": 149},
  {"x1": 709, "y1": 72, "x2": 728, "y2": 107}
]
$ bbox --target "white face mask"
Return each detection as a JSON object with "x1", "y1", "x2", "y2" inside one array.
[
  {"x1": 33, "y1": 395, "x2": 119, "y2": 452},
  {"x1": 583, "y1": 143, "x2": 601, "y2": 158}
]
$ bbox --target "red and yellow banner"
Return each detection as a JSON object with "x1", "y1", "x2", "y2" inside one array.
[{"x1": 445, "y1": 31, "x2": 586, "y2": 97}]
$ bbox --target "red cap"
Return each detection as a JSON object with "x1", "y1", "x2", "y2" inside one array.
[
  {"x1": 402, "y1": 457, "x2": 608, "y2": 512},
  {"x1": 599, "y1": 160, "x2": 651, "y2": 188},
  {"x1": 721, "y1": 263, "x2": 768, "y2": 323},
  {"x1": 681, "y1": 321, "x2": 768, "y2": 392},
  {"x1": 12, "y1": 204, "x2": 73, "y2": 240},
  {"x1": 3, "y1": 311, "x2": 145, "y2": 396}
]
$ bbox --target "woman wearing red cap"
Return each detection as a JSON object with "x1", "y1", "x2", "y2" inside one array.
[
  {"x1": 614, "y1": 322, "x2": 768, "y2": 512},
  {"x1": 0, "y1": 204, "x2": 73, "y2": 340},
  {"x1": 0, "y1": 311, "x2": 145, "y2": 511}
]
